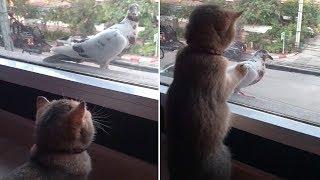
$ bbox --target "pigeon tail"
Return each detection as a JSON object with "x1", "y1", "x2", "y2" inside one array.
[
  {"x1": 51, "y1": 45, "x2": 86, "y2": 60},
  {"x1": 43, "y1": 54, "x2": 83, "y2": 63}
]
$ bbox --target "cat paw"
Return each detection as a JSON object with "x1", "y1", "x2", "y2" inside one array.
[{"x1": 235, "y1": 63, "x2": 248, "y2": 76}]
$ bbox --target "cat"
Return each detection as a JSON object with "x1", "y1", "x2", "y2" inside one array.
[
  {"x1": 1, "y1": 96, "x2": 95, "y2": 180},
  {"x1": 165, "y1": 5, "x2": 246, "y2": 180}
]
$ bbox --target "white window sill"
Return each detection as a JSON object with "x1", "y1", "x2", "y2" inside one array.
[
  {"x1": 160, "y1": 85, "x2": 320, "y2": 156},
  {"x1": 0, "y1": 58, "x2": 158, "y2": 121}
]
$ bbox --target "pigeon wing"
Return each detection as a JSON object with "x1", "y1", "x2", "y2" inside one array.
[
  {"x1": 72, "y1": 43, "x2": 91, "y2": 58},
  {"x1": 79, "y1": 29, "x2": 128, "y2": 64},
  {"x1": 249, "y1": 69, "x2": 265, "y2": 86}
]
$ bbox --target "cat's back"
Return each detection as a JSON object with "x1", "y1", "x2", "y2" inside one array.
[
  {"x1": 166, "y1": 46, "x2": 229, "y2": 132},
  {"x1": 167, "y1": 46, "x2": 228, "y2": 106}
]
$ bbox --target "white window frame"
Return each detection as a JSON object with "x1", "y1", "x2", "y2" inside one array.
[
  {"x1": 160, "y1": 84, "x2": 320, "y2": 156},
  {"x1": 0, "y1": 57, "x2": 158, "y2": 121}
]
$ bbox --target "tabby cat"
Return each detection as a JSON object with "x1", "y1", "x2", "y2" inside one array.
[
  {"x1": 2, "y1": 96, "x2": 95, "y2": 180},
  {"x1": 166, "y1": 5, "x2": 246, "y2": 180}
]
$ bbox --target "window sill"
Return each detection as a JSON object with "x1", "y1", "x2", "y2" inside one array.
[
  {"x1": 160, "y1": 84, "x2": 320, "y2": 156},
  {"x1": 0, "y1": 49, "x2": 158, "y2": 89},
  {"x1": 0, "y1": 58, "x2": 158, "y2": 121}
]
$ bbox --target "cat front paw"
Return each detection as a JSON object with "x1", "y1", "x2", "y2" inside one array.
[{"x1": 235, "y1": 63, "x2": 248, "y2": 77}]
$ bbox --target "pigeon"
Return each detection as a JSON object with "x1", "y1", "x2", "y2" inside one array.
[
  {"x1": 44, "y1": 3, "x2": 140, "y2": 69},
  {"x1": 233, "y1": 50, "x2": 273, "y2": 97}
]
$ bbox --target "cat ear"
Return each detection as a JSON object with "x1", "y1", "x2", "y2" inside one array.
[
  {"x1": 230, "y1": 11, "x2": 243, "y2": 19},
  {"x1": 36, "y1": 96, "x2": 49, "y2": 110},
  {"x1": 69, "y1": 101, "x2": 86, "y2": 125},
  {"x1": 216, "y1": 11, "x2": 242, "y2": 31},
  {"x1": 215, "y1": 9, "x2": 243, "y2": 31},
  {"x1": 215, "y1": 16, "x2": 230, "y2": 31}
]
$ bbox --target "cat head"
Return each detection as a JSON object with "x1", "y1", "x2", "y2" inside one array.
[
  {"x1": 35, "y1": 96, "x2": 95, "y2": 153},
  {"x1": 127, "y1": 3, "x2": 140, "y2": 22},
  {"x1": 185, "y1": 5, "x2": 242, "y2": 54}
]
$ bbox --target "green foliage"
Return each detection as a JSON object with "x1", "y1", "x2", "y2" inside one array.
[
  {"x1": 316, "y1": 24, "x2": 320, "y2": 33},
  {"x1": 161, "y1": 0, "x2": 320, "y2": 53},
  {"x1": 235, "y1": 0, "x2": 320, "y2": 53},
  {"x1": 160, "y1": 4, "x2": 194, "y2": 19},
  {"x1": 43, "y1": 30, "x2": 71, "y2": 43},
  {"x1": 46, "y1": 0, "x2": 97, "y2": 36},
  {"x1": 129, "y1": 42, "x2": 155, "y2": 56},
  {"x1": 129, "y1": 1, "x2": 158, "y2": 57},
  {"x1": 281, "y1": 0, "x2": 320, "y2": 28},
  {"x1": 160, "y1": 0, "x2": 228, "y2": 18},
  {"x1": 247, "y1": 32, "x2": 295, "y2": 53},
  {"x1": 9, "y1": 0, "x2": 41, "y2": 19},
  {"x1": 234, "y1": 0, "x2": 281, "y2": 25},
  {"x1": 10, "y1": 0, "x2": 158, "y2": 57}
]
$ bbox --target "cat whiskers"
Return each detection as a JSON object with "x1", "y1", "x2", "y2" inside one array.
[
  {"x1": 91, "y1": 105, "x2": 105, "y2": 116},
  {"x1": 91, "y1": 109, "x2": 112, "y2": 122},
  {"x1": 93, "y1": 114, "x2": 112, "y2": 127},
  {"x1": 92, "y1": 113, "x2": 112, "y2": 120},
  {"x1": 92, "y1": 114, "x2": 112, "y2": 135},
  {"x1": 93, "y1": 120, "x2": 112, "y2": 129},
  {"x1": 92, "y1": 120, "x2": 112, "y2": 135},
  {"x1": 89, "y1": 105, "x2": 112, "y2": 135},
  {"x1": 92, "y1": 110, "x2": 112, "y2": 119},
  {"x1": 93, "y1": 117, "x2": 112, "y2": 124}
]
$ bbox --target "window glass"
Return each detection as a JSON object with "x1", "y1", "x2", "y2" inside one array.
[
  {"x1": 0, "y1": 0, "x2": 159, "y2": 89},
  {"x1": 160, "y1": 0, "x2": 320, "y2": 126}
]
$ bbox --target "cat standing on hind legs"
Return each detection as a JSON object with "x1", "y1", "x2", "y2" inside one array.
[{"x1": 165, "y1": 5, "x2": 247, "y2": 180}]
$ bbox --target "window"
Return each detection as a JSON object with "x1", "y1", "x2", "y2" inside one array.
[
  {"x1": 0, "y1": 0, "x2": 159, "y2": 89},
  {"x1": 160, "y1": 0, "x2": 320, "y2": 126}
]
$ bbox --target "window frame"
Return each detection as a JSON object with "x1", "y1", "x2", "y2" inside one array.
[
  {"x1": 0, "y1": 57, "x2": 158, "y2": 121},
  {"x1": 160, "y1": 83, "x2": 320, "y2": 156}
]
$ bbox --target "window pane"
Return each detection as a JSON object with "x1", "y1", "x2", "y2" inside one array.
[
  {"x1": 160, "y1": 0, "x2": 320, "y2": 126},
  {"x1": 0, "y1": 0, "x2": 159, "y2": 89}
]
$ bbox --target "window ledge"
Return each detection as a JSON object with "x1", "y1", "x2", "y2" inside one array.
[
  {"x1": 0, "y1": 49, "x2": 158, "y2": 89},
  {"x1": 0, "y1": 58, "x2": 158, "y2": 121}
]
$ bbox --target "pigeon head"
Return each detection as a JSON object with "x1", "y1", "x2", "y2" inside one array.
[
  {"x1": 127, "y1": 3, "x2": 140, "y2": 22},
  {"x1": 254, "y1": 49, "x2": 273, "y2": 61}
]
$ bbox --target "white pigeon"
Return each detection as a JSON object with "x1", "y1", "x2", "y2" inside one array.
[
  {"x1": 44, "y1": 3, "x2": 140, "y2": 69},
  {"x1": 233, "y1": 50, "x2": 273, "y2": 97}
]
